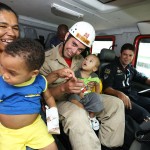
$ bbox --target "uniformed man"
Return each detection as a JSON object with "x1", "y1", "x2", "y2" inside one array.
[
  {"x1": 102, "y1": 43, "x2": 150, "y2": 123},
  {"x1": 40, "y1": 21, "x2": 125, "y2": 150}
]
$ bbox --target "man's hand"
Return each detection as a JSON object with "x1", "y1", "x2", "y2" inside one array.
[
  {"x1": 56, "y1": 68, "x2": 76, "y2": 80},
  {"x1": 104, "y1": 87, "x2": 132, "y2": 110},
  {"x1": 46, "y1": 68, "x2": 76, "y2": 84},
  {"x1": 63, "y1": 78, "x2": 84, "y2": 94},
  {"x1": 117, "y1": 91, "x2": 132, "y2": 109}
]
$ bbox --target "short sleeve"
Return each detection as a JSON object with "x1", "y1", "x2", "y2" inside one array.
[
  {"x1": 102, "y1": 64, "x2": 115, "y2": 90},
  {"x1": 37, "y1": 75, "x2": 48, "y2": 92}
]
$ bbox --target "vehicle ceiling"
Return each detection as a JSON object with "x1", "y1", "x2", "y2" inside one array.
[{"x1": 1, "y1": 0, "x2": 150, "y2": 32}]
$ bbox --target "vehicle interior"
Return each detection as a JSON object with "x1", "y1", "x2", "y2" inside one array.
[
  {"x1": 1, "y1": 0, "x2": 150, "y2": 150},
  {"x1": 2, "y1": 0, "x2": 149, "y2": 91},
  {"x1": 2, "y1": 0, "x2": 150, "y2": 44}
]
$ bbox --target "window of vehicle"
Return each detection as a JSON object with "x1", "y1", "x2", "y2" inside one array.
[
  {"x1": 133, "y1": 35, "x2": 150, "y2": 78},
  {"x1": 91, "y1": 35, "x2": 115, "y2": 54}
]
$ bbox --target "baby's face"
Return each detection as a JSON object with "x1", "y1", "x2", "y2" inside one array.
[
  {"x1": 0, "y1": 52, "x2": 33, "y2": 85},
  {"x1": 81, "y1": 55, "x2": 97, "y2": 71}
]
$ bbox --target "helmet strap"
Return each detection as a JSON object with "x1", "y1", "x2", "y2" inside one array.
[{"x1": 62, "y1": 34, "x2": 72, "y2": 58}]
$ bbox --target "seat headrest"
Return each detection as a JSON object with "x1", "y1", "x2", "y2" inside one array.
[
  {"x1": 24, "y1": 27, "x2": 38, "y2": 39},
  {"x1": 99, "y1": 48, "x2": 115, "y2": 62}
]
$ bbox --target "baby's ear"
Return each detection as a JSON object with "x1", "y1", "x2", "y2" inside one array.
[
  {"x1": 32, "y1": 70, "x2": 39, "y2": 77},
  {"x1": 93, "y1": 66, "x2": 98, "y2": 72}
]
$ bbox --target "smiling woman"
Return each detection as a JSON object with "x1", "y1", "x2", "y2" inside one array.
[{"x1": 0, "y1": 3, "x2": 19, "y2": 57}]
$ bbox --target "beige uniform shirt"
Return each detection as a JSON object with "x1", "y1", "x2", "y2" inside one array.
[{"x1": 40, "y1": 44, "x2": 84, "y2": 100}]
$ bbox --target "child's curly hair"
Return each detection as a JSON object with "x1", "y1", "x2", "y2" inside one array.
[{"x1": 5, "y1": 38, "x2": 45, "y2": 71}]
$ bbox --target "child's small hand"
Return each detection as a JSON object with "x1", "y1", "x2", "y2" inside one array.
[{"x1": 87, "y1": 81, "x2": 96, "y2": 90}]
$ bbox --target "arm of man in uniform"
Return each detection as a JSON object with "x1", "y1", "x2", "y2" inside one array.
[
  {"x1": 46, "y1": 68, "x2": 76, "y2": 84},
  {"x1": 50, "y1": 78, "x2": 84, "y2": 100},
  {"x1": 102, "y1": 65, "x2": 132, "y2": 109},
  {"x1": 41, "y1": 68, "x2": 84, "y2": 100},
  {"x1": 104, "y1": 87, "x2": 132, "y2": 109}
]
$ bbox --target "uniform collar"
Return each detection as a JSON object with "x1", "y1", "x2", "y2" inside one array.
[
  {"x1": 47, "y1": 43, "x2": 84, "y2": 69},
  {"x1": 117, "y1": 57, "x2": 130, "y2": 70}
]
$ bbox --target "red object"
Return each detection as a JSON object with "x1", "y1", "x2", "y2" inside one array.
[{"x1": 64, "y1": 57, "x2": 72, "y2": 67}]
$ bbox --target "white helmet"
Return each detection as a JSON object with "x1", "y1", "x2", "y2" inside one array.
[{"x1": 69, "y1": 21, "x2": 95, "y2": 48}]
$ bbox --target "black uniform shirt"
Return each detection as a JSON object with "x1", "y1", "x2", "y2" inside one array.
[{"x1": 102, "y1": 57, "x2": 148, "y2": 94}]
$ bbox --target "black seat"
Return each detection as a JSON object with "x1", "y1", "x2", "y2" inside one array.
[
  {"x1": 97, "y1": 48, "x2": 116, "y2": 78},
  {"x1": 24, "y1": 27, "x2": 38, "y2": 39},
  {"x1": 44, "y1": 32, "x2": 56, "y2": 50}
]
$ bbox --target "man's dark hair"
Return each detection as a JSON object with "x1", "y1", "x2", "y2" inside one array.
[
  {"x1": 0, "y1": 2, "x2": 18, "y2": 19},
  {"x1": 57, "y1": 24, "x2": 68, "y2": 32},
  {"x1": 121, "y1": 43, "x2": 135, "y2": 53},
  {"x1": 5, "y1": 38, "x2": 45, "y2": 71},
  {"x1": 57, "y1": 24, "x2": 68, "y2": 41}
]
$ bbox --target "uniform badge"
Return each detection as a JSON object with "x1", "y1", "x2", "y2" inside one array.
[
  {"x1": 104, "y1": 68, "x2": 111, "y2": 74},
  {"x1": 117, "y1": 67, "x2": 122, "y2": 74}
]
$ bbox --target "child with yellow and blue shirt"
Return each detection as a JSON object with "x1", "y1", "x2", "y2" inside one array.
[{"x1": 0, "y1": 38, "x2": 58, "y2": 150}]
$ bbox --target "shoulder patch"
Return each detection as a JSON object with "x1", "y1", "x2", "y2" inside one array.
[{"x1": 104, "y1": 68, "x2": 111, "y2": 74}]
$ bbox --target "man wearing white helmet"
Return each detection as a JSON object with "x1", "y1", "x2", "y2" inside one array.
[{"x1": 40, "y1": 21, "x2": 125, "y2": 150}]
